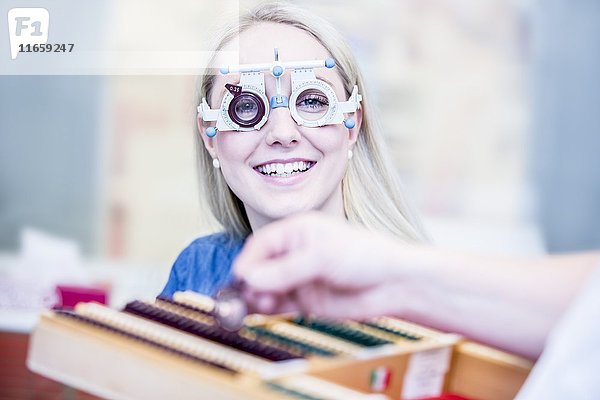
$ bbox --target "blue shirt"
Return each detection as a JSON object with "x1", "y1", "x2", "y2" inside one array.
[{"x1": 159, "y1": 232, "x2": 245, "y2": 298}]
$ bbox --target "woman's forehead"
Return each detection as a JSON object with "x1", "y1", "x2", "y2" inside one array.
[
  {"x1": 223, "y1": 22, "x2": 331, "y2": 67},
  {"x1": 213, "y1": 22, "x2": 344, "y2": 96}
]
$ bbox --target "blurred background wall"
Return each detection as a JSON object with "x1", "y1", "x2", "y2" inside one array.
[
  {"x1": 530, "y1": 0, "x2": 600, "y2": 252},
  {"x1": 1, "y1": 0, "x2": 599, "y2": 275},
  {"x1": 0, "y1": 75, "x2": 105, "y2": 254}
]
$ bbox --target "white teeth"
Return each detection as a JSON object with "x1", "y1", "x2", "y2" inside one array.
[{"x1": 255, "y1": 161, "x2": 314, "y2": 177}]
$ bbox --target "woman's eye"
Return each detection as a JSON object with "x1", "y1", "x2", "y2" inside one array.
[
  {"x1": 296, "y1": 94, "x2": 329, "y2": 111},
  {"x1": 237, "y1": 100, "x2": 257, "y2": 114}
]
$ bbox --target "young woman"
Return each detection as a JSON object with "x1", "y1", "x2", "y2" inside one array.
[{"x1": 160, "y1": 3, "x2": 426, "y2": 297}]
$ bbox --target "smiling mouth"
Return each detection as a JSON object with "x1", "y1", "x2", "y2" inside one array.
[{"x1": 254, "y1": 161, "x2": 316, "y2": 177}]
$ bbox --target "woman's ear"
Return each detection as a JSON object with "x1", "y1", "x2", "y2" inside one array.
[
  {"x1": 348, "y1": 107, "x2": 362, "y2": 147},
  {"x1": 198, "y1": 117, "x2": 218, "y2": 159}
]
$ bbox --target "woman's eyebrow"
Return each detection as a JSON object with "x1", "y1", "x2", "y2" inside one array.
[{"x1": 315, "y1": 75, "x2": 335, "y2": 87}]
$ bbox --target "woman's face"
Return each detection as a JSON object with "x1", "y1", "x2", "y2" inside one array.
[{"x1": 201, "y1": 23, "x2": 360, "y2": 229}]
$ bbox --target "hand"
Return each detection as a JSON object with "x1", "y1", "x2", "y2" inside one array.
[
  {"x1": 236, "y1": 212, "x2": 600, "y2": 359},
  {"x1": 233, "y1": 212, "x2": 417, "y2": 319}
]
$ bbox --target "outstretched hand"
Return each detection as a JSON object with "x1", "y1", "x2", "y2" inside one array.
[{"x1": 233, "y1": 213, "x2": 419, "y2": 319}]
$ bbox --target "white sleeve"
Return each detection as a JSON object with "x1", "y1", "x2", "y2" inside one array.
[{"x1": 516, "y1": 264, "x2": 600, "y2": 400}]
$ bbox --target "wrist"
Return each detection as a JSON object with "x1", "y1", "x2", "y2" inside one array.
[{"x1": 378, "y1": 243, "x2": 452, "y2": 321}]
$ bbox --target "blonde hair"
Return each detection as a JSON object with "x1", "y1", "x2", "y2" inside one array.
[{"x1": 195, "y1": 2, "x2": 427, "y2": 242}]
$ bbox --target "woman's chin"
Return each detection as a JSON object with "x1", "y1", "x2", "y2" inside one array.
[
  {"x1": 257, "y1": 201, "x2": 317, "y2": 221},
  {"x1": 244, "y1": 188, "x2": 342, "y2": 225}
]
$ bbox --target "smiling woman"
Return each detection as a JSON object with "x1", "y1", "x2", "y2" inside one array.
[{"x1": 160, "y1": 2, "x2": 427, "y2": 298}]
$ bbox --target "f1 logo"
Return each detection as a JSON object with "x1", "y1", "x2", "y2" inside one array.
[{"x1": 7, "y1": 8, "x2": 49, "y2": 60}]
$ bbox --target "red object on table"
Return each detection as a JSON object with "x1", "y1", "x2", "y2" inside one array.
[{"x1": 55, "y1": 285, "x2": 109, "y2": 309}]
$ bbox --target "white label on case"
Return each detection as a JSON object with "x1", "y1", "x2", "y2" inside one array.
[{"x1": 401, "y1": 346, "x2": 452, "y2": 399}]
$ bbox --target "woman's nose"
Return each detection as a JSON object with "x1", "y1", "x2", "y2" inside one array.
[{"x1": 264, "y1": 108, "x2": 302, "y2": 147}]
